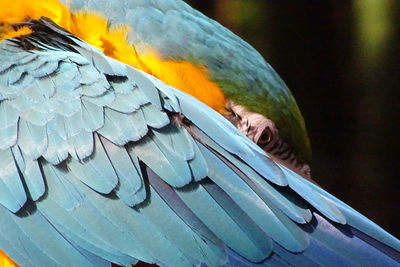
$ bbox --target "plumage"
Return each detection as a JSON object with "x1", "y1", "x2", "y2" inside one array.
[
  {"x1": 17, "y1": 119, "x2": 48, "y2": 159},
  {"x1": 0, "y1": 149, "x2": 26, "y2": 212},
  {"x1": 0, "y1": 2, "x2": 398, "y2": 267},
  {"x1": 152, "y1": 124, "x2": 195, "y2": 161},
  {"x1": 68, "y1": 134, "x2": 118, "y2": 194},
  {"x1": 198, "y1": 143, "x2": 310, "y2": 253},
  {"x1": 20, "y1": 156, "x2": 45, "y2": 201},
  {"x1": 129, "y1": 134, "x2": 192, "y2": 188},
  {"x1": 100, "y1": 136, "x2": 145, "y2": 207},
  {"x1": 143, "y1": 175, "x2": 226, "y2": 267},
  {"x1": 175, "y1": 182, "x2": 271, "y2": 262}
]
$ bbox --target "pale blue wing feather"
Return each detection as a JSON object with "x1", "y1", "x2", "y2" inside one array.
[
  {"x1": 98, "y1": 107, "x2": 148, "y2": 145},
  {"x1": 17, "y1": 119, "x2": 48, "y2": 159},
  {"x1": 126, "y1": 68, "x2": 162, "y2": 109},
  {"x1": 39, "y1": 200, "x2": 136, "y2": 266},
  {"x1": 175, "y1": 88, "x2": 288, "y2": 186},
  {"x1": 42, "y1": 162, "x2": 85, "y2": 210},
  {"x1": 141, "y1": 103, "x2": 170, "y2": 128},
  {"x1": 0, "y1": 231, "x2": 30, "y2": 267},
  {"x1": 197, "y1": 143, "x2": 309, "y2": 253},
  {"x1": 143, "y1": 173, "x2": 226, "y2": 267},
  {"x1": 68, "y1": 134, "x2": 118, "y2": 194},
  {"x1": 0, "y1": 101, "x2": 19, "y2": 129},
  {"x1": 78, "y1": 64, "x2": 103, "y2": 86},
  {"x1": 29, "y1": 60, "x2": 59, "y2": 78},
  {"x1": 66, "y1": 167, "x2": 196, "y2": 266},
  {"x1": 152, "y1": 124, "x2": 195, "y2": 161},
  {"x1": 67, "y1": 129, "x2": 94, "y2": 161},
  {"x1": 175, "y1": 182, "x2": 272, "y2": 262},
  {"x1": 129, "y1": 134, "x2": 192, "y2": 187},
  {"x1": 191, "y1": 125, "x2": 312, "y2": 224},
  {"x1": 2, "y1": 204, "x2": 105, "y2": 266},
  {"x1": 38, "y1": 181, "x2": 142, "y2": 265},
  {"x1": 0, "y1": 206, "x2": 59, "y2": 266},
  {"x1": 82, "y1": 89, "x2": 115, "y2": 106},
  {"x1": 99, "y1": 135, "x2": 145, "y2": 206},
  {"x1": 81, "y1": 100, "x2": 104, "y2": 132},
  {"x1": 282, "y1": 166, "x2": 346, "y2": 224},
  {"x1": 21, "y1": 157, "x2": 46, "y2": 201},
  {"x1": 188, "y1": 139, "x2": 209, "y2": 181},
  {"x1": 43, "y1": 117, "x2": 69, "y2": 165},
  {"x1": 0, "y1": 123, "x2": 18, "y2": 150},
  {"x1": 81, "y1": 77, "x2": 110, "y2": 97},
  {"x1": 0, "y1": 148, "x2": 27, "y2": 212},
  {"x1": 107, "y1": 89, "x2": 142, "y2": 113}
]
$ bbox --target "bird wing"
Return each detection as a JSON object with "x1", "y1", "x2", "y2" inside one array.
[
  {"x1": 63, "y1": 0, "x2": 311, "y2": 163},
  {"x1": 0, "y1": 18, "x2": 399, "y2": 267}
]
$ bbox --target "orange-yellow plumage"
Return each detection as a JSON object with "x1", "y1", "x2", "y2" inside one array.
[
  {"x1": 0, "y1": 249, "x2": 17, "y2": 267},
  {"x1": 0, "y1": 25, "x2": 32, "y2": 40}
]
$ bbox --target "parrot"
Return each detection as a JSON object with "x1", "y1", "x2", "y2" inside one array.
[{"x1": 0, "y1": 0, "x2": 398, "y2": 266}]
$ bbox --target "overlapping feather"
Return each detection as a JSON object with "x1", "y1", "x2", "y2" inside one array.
[{"x1": 0, "y1": 19, "x2": 398, "y2": 267}]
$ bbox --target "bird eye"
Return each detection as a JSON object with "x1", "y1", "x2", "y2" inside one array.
[
  {"x1": 231, "y1": 110, "x2": 241, "y2": 119},
  {"x1": 257, "y1": 127, "x2": 272, "y2": 147}
]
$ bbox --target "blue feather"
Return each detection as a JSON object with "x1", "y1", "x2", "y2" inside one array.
[
  {"x1": 99, "y1": 136, "x2": 145, "y2": 206},
  {"x1": 0, "y1": 205, "x2": 59, "y2": 266},
  {"x1": 127, "y1": 68, "x2": 162, "y2": 109},
  {"x1": 188, "y1": 118, "x2": 287, "y2": 186},
  {"x1": 141, "y1": 103, "x2": 170, "y2": 129},
  {"x1": 145, "y1": 169, "x2": 227, "y2": 266},
  {"x1": 65, "y1": 167, "x2": 198, "y2": 266},
  {"x1": 305, "y1": 213, "x2": 399, "y2": 266},
  {"x1": 68, "y1": 134, "x2": 118, "y2": 194},
  {"x1": 78, "y1": 64, "x2": 103, "y2": 86},
  {"x1": 188, "y1": 140, "x2": 209, "y2": 181},
  {"x1": 92, "y1": 51, "x2": 127, "y2": 77},
  {"x1": 42, "y1": 117, "x2": 69, "y2": 165},
  {"x1": 67, "y1": 130, "x2": 94, "y2": 161},
  {"x1": 81, "y1": 75, "x2": 110, "y2": 97},
  {"x1": 129, "y1": 134, "x2": 192, "y2": 187},
  {"x1": 304, "y1": 178, "x2": 400, "y2": 253},
  {"x1": 152, "y1": 124, "x2": 195, "y2": 161},
  {"x1": 0, "y1": 230, "x2": 30, "y2": 267},
  {"x1": 37, "y1": 180, "x2": 141, "y2": 265},
  {"x1": 175, "y1": 182, "x2": 272, "y2": 262},
  {"x1": 20, "y1": 156, "x2": 45, "y2": 201},
  {"x1": 0, "y1": 148, "x2": 27, "y2": 212},
  {"x1": 0, "y1": 123, "x2": 18, "y2": 150},
  {"x1": 98, "y1": 107, "x2": 148, "y2": 145},
  {"x1": 82, "y1": 89, "x2": 115, "y2": 107},
  {"x1": 30, "y1": 60, "x2": 59, "y2": 78},
  {"x1": 18, "y1": 119, "x2": 47, "y2": 159},
  {"x1": 191, "y1": 127, "x2": 310, "y2": 224},
  {"x1": 0, "y1": 101, "x2": 19, "y2": 129},
  {"x1": 42, "y1": 162, "x2": 84, "y2": 210},
  {"x1": 197, "y1": 143, "x2": 309, "y2": 252},
  {"x1": 281, "y1": 166, "x2": 346, "y2": 224},
  {"x1": 81, "y1": 100, "x2": 105, "y2": 132},
  {"x1": 0, "y1": 202, "x2": 101, "y2": 266},
  {"x1": 107, "y1": 90, "x2": 143, "y2": 113}
]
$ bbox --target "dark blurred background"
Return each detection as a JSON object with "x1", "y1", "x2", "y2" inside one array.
[{"x1": 185, "y1": 0, "x2": 400, "y2": 237}]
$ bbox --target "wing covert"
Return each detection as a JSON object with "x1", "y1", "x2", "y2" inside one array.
[{"x1": 0, "y1": 18, "x2": 398, "y2": 267}]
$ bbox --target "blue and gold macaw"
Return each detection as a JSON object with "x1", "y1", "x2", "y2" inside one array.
[{"x1": 0, "y1": 0, "x2": 399, "y2": 266}]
